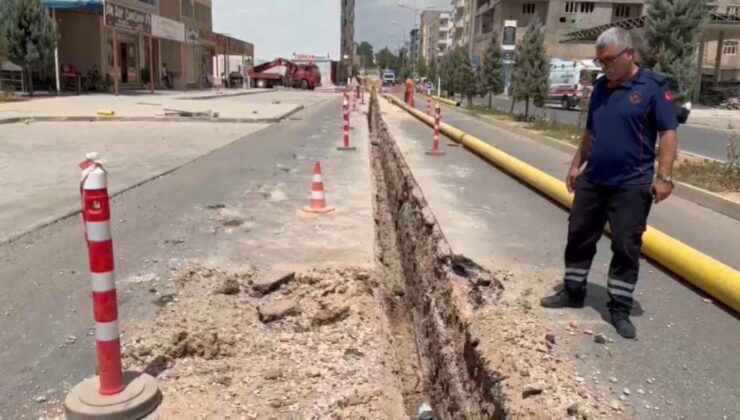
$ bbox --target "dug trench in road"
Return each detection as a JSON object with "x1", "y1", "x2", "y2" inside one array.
[
  {"x1": 379, "y1": 94, "x2": 740, "y2": 419},
  {"x1": 469, "y1": 94, "x2": 733, "y2": 162},
  {"x1": 0, "y1": 96, "x2": 421, "y2": 418}
]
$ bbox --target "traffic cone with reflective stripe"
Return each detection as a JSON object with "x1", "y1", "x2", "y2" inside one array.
[{"x1": 302, "y1": 162, "x2": 334, "y2": 213}]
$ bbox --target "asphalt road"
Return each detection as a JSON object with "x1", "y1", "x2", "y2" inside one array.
[
  {"x1": 467, "y1": 94, "x2": 732, "y2": 162},
  {"x1": 387, "y1": 94, "x2": 740, "y2": 419},
  {"x1": 0, "y1": 97, "x2": 363, "y2": 418}
]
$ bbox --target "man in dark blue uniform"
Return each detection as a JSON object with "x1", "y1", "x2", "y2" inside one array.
[{"x1": 540, "y1": 27, "x2": 679, "y2": 339}]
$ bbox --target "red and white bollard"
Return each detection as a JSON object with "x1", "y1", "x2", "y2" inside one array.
[
  {"x1": 426, "y1": 103, "x2": 445, "y2": 156},
  {"x1": 64, "y1": 153, "x2": 160, "y2": 419},
  {"x1": 426, "y1": 96, "x2": 432, "y2": 116},
  {"x1": 338, "y1": 98, "x2": 356, "y2": 151},
  {"x1": 352, "y1": 92, "x2": 358, "y2": 112}
]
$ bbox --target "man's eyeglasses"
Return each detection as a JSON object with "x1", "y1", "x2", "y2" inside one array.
[{"x1": 594, "y1": 48, "x2": 630, "y2": 68}]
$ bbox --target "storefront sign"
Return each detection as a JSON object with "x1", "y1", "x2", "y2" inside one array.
[
  {"x1": 151, "y1": 15, "x2": 184, "y2": 42},
  {"x1": 186, "y1": 27, "x2": 200, "y2": 45},
  {"x1": 502, "y1": 20, "x2": 517, "y2": 50},
  {"x1": 104, "y1": 1, "x2": 151, "y2": 34}
]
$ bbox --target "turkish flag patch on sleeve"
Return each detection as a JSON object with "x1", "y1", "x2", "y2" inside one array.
[{"x1": 664, "y1": 90, "x2": 674, "y2": 102}]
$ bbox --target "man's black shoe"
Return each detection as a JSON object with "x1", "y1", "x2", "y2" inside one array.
[
  {"x1": 610, "y1": 310, "x2": 636, "y2": 339},
  {"x1": 540, "y1": 289, "x2": 585, "y2": 309}
]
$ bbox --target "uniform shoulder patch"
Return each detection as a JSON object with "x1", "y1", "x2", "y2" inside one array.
[{"x1": 664, "y1": 90, "x2": 674, "y2": 102}]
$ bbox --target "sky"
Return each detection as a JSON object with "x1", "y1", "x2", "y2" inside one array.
[
  {"x1": 355, "y1": 0, "x2": 452, "y2": 52},
  {"x1": 213, "y1": 0, "x2": 453, "y2": 61}
]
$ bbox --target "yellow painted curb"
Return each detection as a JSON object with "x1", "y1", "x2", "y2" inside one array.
[
  {"x1": 96, "y1": 109, "x2": 115, "y2": 117},
  {"x1": 384, "y1": 94, "x2": 740, "y2": 313}
]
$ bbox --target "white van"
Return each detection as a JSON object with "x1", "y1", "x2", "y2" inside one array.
[{"x1": 548, "y1": 58, "x2": 602, "y2": 110}]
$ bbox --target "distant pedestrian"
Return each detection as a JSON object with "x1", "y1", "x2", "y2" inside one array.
[
  {"x1": 405, "y1": 77, "x2": 415, "y2": 106},
  {"x1": 540, "y1": 27, "x2": 679, "y2": 339}
]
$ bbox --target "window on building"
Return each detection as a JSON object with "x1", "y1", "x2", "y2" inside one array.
[
  {"x1": 723, "y1": 40, "x2": 738, "y2": 56},
  {"x1": 137, "y1": 0, "x2": 156, "y2": 6},
  {"x1": 615, "y1": 4, "x2": 632, "y2": 18},
  {"x1": 182, "y1": 0, "x2": 194, "y2": 19},
  {"x1": 729, "y1": 6, "x2": 740, "y2": 16},
  {"x1": 522, "y1": 3, "x2": 536, "y2": 15},
  {"x1": 565, "y1": 2, "x2": 594, "y2": 14},
  {"x1": 195, "y1": 3, "x2": 212, "y2": 26}
]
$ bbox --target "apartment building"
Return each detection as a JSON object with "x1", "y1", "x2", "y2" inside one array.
[
  {"x1": 49, "y1": 0, "x2": 252, "y2": 92},
  {"x1": 451, "y1": 0, "x2": 474, "y2": 51},
  {"x1": 468, "y1": 1, "x2": 644, "y2": 62},
  {"x1": 702, "y1": 0, "x2": 740, "y2": 81},
  {"x1": 420, "y1": 10, "x2": 453, "y2": 65},
  {"x1": 340, "y1": 0, "x2": 356, "y2": 83},
  {"x1": 410, "y1": 28, "x2": 420, "y2": 67}
]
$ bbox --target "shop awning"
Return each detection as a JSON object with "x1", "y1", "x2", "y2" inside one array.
[{"x1": 42, "y1": 0, "x2": 102, "y2": 10}]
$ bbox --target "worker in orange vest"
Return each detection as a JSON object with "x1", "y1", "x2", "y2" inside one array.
[{"x1": 405, "y1": 77, "x2": 415, "y2": 107}]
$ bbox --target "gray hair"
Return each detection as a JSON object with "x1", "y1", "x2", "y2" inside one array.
[{"x1": 595, "y1": 27, "x2": 633, "y2": 50}]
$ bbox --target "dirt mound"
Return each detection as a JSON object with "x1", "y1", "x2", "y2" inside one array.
[{"x1": 121, "y1": 263, "x2": 407, "y2": 418}]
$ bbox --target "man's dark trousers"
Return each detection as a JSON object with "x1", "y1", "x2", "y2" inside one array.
[{"x1": 563, "y1": 178, "x2": 653, "y2": 311}]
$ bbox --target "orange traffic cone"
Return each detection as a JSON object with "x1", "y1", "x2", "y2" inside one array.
[{"x1": 302, "y1": 162, "x2": 335, "y2": 213}]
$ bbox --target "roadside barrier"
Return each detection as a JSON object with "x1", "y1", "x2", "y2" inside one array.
[
  {"x1": 426, "y1": 103, "x2": 444, "y2": 157},
  {"x1": 338, "y1": 97, "x2": 356, "y2": 151},
  {"x1": 65, "y1": 154, "x2": 160, "y2": 419},
  {"x1": 385, "y1": 94, "x2": 740, "y2": 314}
]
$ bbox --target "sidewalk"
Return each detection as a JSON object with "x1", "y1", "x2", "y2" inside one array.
[
  {"x1": 377, "y1": 96, "x2": 740, "y2": 419},
  {"x1": 0, "y1": 89, "x2": 311, "y2": 122}
]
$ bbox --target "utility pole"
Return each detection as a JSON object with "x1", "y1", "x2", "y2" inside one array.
[
  {"x1": 468, "y1": 0, "x2": 476, "y2": 60},
  {"x1": 398, "y1": 3, "x2": 435, "y2": 77}
]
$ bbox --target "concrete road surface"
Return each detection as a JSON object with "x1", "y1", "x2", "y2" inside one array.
[
  {"x1": 0, "y1": 96, "x2": 374, "y2": 418},
  {"x1": 469, "y1": 94, "x2": 733, "y2": 162},
  {"x1": 382, "y1": 95, "x2": 740, "y2": 419}
]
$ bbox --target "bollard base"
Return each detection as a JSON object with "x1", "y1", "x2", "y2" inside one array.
[
  {"x1": 337, "y1": 146, "x2": 357, "y2": 151},
  {"x1": 64, "y1": 372, "x2": 161, "y2": 420},
  {"x1": 426, "y1": 150, "x2": 446, "y2": 156}
]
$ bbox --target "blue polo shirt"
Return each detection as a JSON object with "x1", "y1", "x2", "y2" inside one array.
[{"x1": 584, "y1": 67, "x2": 678, "y2": 186}]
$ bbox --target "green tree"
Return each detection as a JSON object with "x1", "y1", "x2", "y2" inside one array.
[
  {"x1": 645, "y1": 0, "x2": 707, "y2": 99},
  {"x1": 417, "y1": 59, "x2": 428, "y2": 78},
  {"x1": 427, "y1": 57, "x2": 438, "y2": 92},
  {"x1": 439, "y1": 51, "x2": 454, "y2": 96},
  {"x1": 0, "y1": 0, "x2": 9, "y2": 63},
  {"x1": 375, "y1": 47, "x2": 398, "y2": 72},
  {"x1": 356, "y1": 41, "x2": 374, "y2": 70},
  {"x1": 4, "y1": 0, "x2": 56, "y2": 96},
  {"x1": 510, "y1": 16, "x2": 548, "y2": 120},
  {"x1": 458, "y1": 50, "x2": 480, "y2": 105},
  {"x1": 481, "y1": 32, "x2": 504, "y2": 108}
]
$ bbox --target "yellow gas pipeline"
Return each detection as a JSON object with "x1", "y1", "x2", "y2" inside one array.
[{"x1": 385, "y1": 94, "x2": 740, "y2": 313}]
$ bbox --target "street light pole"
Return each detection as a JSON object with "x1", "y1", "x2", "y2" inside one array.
[{"x1": 398, "y1": 2, "x2": 434, "y2": 77}]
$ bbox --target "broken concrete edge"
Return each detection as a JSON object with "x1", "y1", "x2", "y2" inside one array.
[
  {"x1": 0, "y1": 123, "x2": 274, "y2": 248},
  {"x1": 0, "y1": 106, "x2": 304, "y2": 126},
  {"x1": 369, "y1": 92, "x2": 507, "y2": 418},
  {"x1": 444, "y1": 102, "x2": 740, "y2": 223}
]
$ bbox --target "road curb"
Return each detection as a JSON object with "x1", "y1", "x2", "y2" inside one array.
[
  {"x1": 384, "y1": 93, "x2": 740, "y2": 314},
  {"x1": 0, "y1": 105, "x2": 304, "y2": 125},
  {"x1": 435, "y1": 99, "x2": 740, "y2": 223},
  {"x1": 177, "y1": 89, "x2": 273, "y2": 100}
]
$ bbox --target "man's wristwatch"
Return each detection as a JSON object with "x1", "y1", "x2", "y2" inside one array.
[{"x1": 656, "y1": 174, "x2": 674, "y2": 186}]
